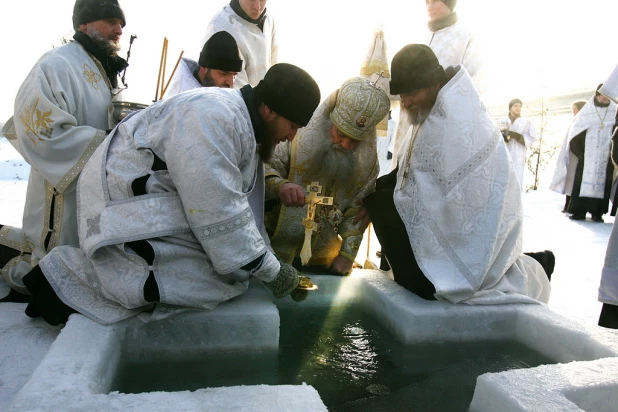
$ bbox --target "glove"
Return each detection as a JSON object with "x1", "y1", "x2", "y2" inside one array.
[{"x1": 265, "y1": 260, "x2": 300, "y2": 298}]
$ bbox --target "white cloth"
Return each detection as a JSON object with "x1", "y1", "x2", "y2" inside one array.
[
  {"x1": 202, "y1": 5, "x2": 277, "y2": 88},
  {"x1": 502, "y1": 116, "x2": 536, "y2": 189},
  {"x1": 600, "y1": 64, "x2": 618, "y2": 104},
  {"x1": 600, "y1": 221, "x2": 618, "y2": 305},
  {"x1": 394, "y1": 66, "x2": 550, "y2": 305},
  {"x1": 550, "y1": 97, "x2": 616, "y2": 197},
  {"x1": 0, "y1": 42, "x2": 114, "y2": 295},
  {"x1": 38, "y1": 88, "x2": 280, "y2": 324},
  {"x1": 162, "y1": 57, "x2": 201, "y2": 98},
  {"x1": 391, "y1": 21, "x2": 484, "y2": 172},
  {"x1": 378, "y1": 118, "x2": 396, "y2": 177}
]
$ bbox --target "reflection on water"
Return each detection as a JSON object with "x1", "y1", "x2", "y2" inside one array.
[{"x1": 112, "y1": 305, "x2": 553, "y2": 411}]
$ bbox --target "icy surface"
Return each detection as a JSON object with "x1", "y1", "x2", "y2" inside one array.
[{"x1": 2, "y1": 135, "x2": 618, "y2": 411}]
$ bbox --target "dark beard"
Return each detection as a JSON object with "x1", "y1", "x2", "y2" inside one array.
[
  {"x1": 594, "y1": 96, "x2": 611, "y2": 108},
  {"x1": 200, "y1": 70, "x2": 217, "y2": 87},
  {"x1": 258, "y1": 136, "x2": 275, "y2": 162},
  {"x1": 85, "y1": 27, "x2": 120, "y2": 56}
]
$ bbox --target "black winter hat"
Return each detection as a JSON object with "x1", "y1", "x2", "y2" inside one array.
[
  {"x1": 390, "y1": 44, "x2": 445, "y2": 95},
  {"x1": 73, "y1": 0, "x2": 125, "y2": 30},
  {"x1": 441, "y1": 0, "x2": 457, "y2": 11},
  {"x1": 254, "y1": 63, "x2": 321, "y2": 127},
  {"x1": 199, "y1": 31, "x2": 243, "y2": 72}
]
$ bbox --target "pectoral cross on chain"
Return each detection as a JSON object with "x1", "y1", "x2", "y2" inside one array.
[{"x1": 300, "y1": 181, "x2": 333, "y2": 265}]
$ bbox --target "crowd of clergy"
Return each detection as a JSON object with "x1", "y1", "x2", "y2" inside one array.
[{"x1": 0, "y1": 0, "x2": 616, "y2": 330}]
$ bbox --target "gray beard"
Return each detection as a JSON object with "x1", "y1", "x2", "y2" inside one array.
[
  {"x1": 305, "y1": 136, "x2": 360, "y2": 183},
  {"x1": 85, "y1": 27, "x2": 120, "y2": 56},
  {"x1": 408, "y1": 107, "x2": 431, "y2": 125}
]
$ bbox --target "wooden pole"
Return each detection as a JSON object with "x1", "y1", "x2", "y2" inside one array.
[
  {"x1": 154, "y1": 37, "x2": 167, "y2": 102},
  {"x1": 161, "y1": 50, "x2": 185, "y2": 98},
  {"x1": 160, "y1": 38, "x2": 168, "y2": 100}
]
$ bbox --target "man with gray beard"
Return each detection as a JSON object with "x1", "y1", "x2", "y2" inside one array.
[
  {"x1": 0, "y1": 0, "x2": 127, "y2": 302},
  {"x1": 264, "y1": 77, "x2": 390, "y2": 275},
  {"x1": 364, "y1": 44, "x2": 554, "y2": 304}
]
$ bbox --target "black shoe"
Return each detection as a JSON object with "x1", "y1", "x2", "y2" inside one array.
[
  {"x1": 569, "y1": 214, "x2": 585, "y2": 221},
  {"x1": 591, "y1": 215, "x2": 604, "y2": 222}
]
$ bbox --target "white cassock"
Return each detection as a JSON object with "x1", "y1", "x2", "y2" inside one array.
[
  {"x1": 162, "y1": 57, "x2": 202, "y2": 98},
  {"x1": 395, "y1": 65, "x2": 550, "y2": 305},
  {"x1": 550, "y1": 96, "x2": 616, "y2": 197},
  {"x1": 38, "y1": 88, "x2": 280, "y2": 325},
  {"x1": 0, "y1": 42, "x2": 115, "y2": 296},
  {"x1": 501, "y1": 116, "x2": 536, "y2": 189},
  {"x1": 598, "y1": 65, "x2": 618, "y2": 307},
  {"x1": 202, "y1": 5, "x2": 277, "y2": 88},
  {"x1": 391, "y1": 21, "x2": 484, "y2": 171}
]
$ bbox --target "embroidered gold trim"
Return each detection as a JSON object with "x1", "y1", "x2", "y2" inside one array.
[
  {"x1": 82, "y1": 63, "x2": 102, "y2": 90},
  {"x1": 18, "y1": 98, "x2": 54, "y2": 145},
  {"x1": 0, "y1": 226, "x2": 32, "y2": 253},
  {"x1": 56, "y1": 129, "x2": 107, "y2": 194}
]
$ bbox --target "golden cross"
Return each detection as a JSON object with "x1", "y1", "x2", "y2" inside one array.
[{"x1": 300, "y1": 182, "x2": 334, "y2": 265}]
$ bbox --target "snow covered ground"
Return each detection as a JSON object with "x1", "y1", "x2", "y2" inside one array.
[{"x1": 1, "y1": 135, "x2": 617, "y2": 410}]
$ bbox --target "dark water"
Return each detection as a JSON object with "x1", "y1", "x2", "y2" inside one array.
[{"x1": 112, "y1": 305, "x2": 553, "y2": 411}]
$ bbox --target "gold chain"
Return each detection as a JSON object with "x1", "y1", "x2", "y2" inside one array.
[{"x1": 594, "y1": 105, "x2": 609, "y2": 129}]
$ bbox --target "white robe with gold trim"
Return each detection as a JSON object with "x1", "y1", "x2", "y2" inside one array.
[
  {"x1": 38, "y1": 88, "x2": 280, "y2": 325},
  {"x1": 202, "y1": 5, "x2": 277, "y2": 88},
  {"x1": 0, "y1": 42, "x2": 115, "y2": 296},
  {"x1": 395, "y1": 66, "x2": 550, "y2": 305},
  {"x1": 264, "y1": 92, "x2": 378, "y2": 265}
]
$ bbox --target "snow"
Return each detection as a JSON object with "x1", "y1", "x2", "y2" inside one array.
[{"x1": 1, "y1": 135, "x2": 618, "y2": 411}]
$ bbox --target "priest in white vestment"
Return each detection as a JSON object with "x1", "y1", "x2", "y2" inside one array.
[
  {"x1": 365, "y1": 44, "x2": 552, "y2": 305},
  {"x1": 553, "y1": 86, "x2": 616, "y2": 222},
  {"x1": 20, "y1": 63, "x2": 321, "y2": 326},
  {"x1": 163, "y1": 31, "x2": 242, "y2": 97},
  {"x1": 498, "y1": 99, "x2": 536, "y2": 190},
  {"x1": 390, "y1": 0, "x2": 484, "y2": 171},
  {"x1": 596, "y1": 73, "x2": 618, "y2": 329},
  {"x1": 202, "y1": 0, "x2": 277, "y2": 88},
  {"x1": 0, "y1": 0, "x2": 128, "y2": 302}
]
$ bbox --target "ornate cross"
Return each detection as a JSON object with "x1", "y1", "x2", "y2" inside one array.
[{"x1": 300, "y1": 182, "x2": 334, "y2": 265}]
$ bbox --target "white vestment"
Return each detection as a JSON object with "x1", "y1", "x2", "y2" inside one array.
[
  {"x1": 395, "y1": 66, "x2": 550, "y2": 305},
  {"x1": 38, "y1": 88, "x2": 280, "y2": 325},
  {"x1": 202, "y1": 5, "x2": 277, "y2": 88},
  {"x1": 598, "y1": 64, "x2": 618, "y2": 306},
  {"x1": 550, "y1": 97, "x2": 616, "y2": 197},
  {"x1": 162, "y1": 57, "x2": 201, "y2": 98},
  {"x1": 391, "y1": 21, "x2": 484, "y2": 172},
  {"x1": 501, "y1": 116, "x2": 536, "y2": 189},
  {"x1": 0, "y1": 42, "x2": 115, "y2": 296}
]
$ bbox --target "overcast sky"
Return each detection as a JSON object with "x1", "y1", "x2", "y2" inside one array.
[{"x1": 1, "y1": 0, "x2": 617, "y2": 120}]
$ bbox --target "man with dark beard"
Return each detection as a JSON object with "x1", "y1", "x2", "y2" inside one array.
[
  {"x1": 0, "y1": 0, "x2": 128, "y2": 302},
  {"x1": 18, "y1": 63, "x2": 321, "y2": 326},
  {"x1": 564, "y1": 85, "x2": 616, "y2": 222},
  {"x1": 364, "y1": 44, "x2": 553, "y2": 305},
  {"x1": 264, "y1": 77, "x2": 390, "y2": 275},
  {"x1": 164, "y1": 31, "x2": 243, "y2": 97}
]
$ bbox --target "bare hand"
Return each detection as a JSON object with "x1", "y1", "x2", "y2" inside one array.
[
  {"x1": 279, "y1": 182, "x2": 306, "y2": 207},
  {"x1": 353, "y1": 207, "x2": 371, "y2": 229},
  {"x1": 328, "y1": 255, "x2": 354, "y2": 275}
]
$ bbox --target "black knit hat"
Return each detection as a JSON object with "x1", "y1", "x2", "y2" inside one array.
[
  {"x1": 509, "y1": 98, "x2": 522, "y2": 111},
  {"x1": 199, "y1": 31, "x2": 243, "y2": 72},
  {"x1": 73, "y1": 0, "x2": 125, "y2": 30},
  {"x1": 390, "y1": 44, "x2": 445, "y2": 95},
  {"x1": 254, "y1": 63, "x2": 321, "y2": 127},
  {"x1": 441, "y1": 0, "x2": 457, "y2": 10}
]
